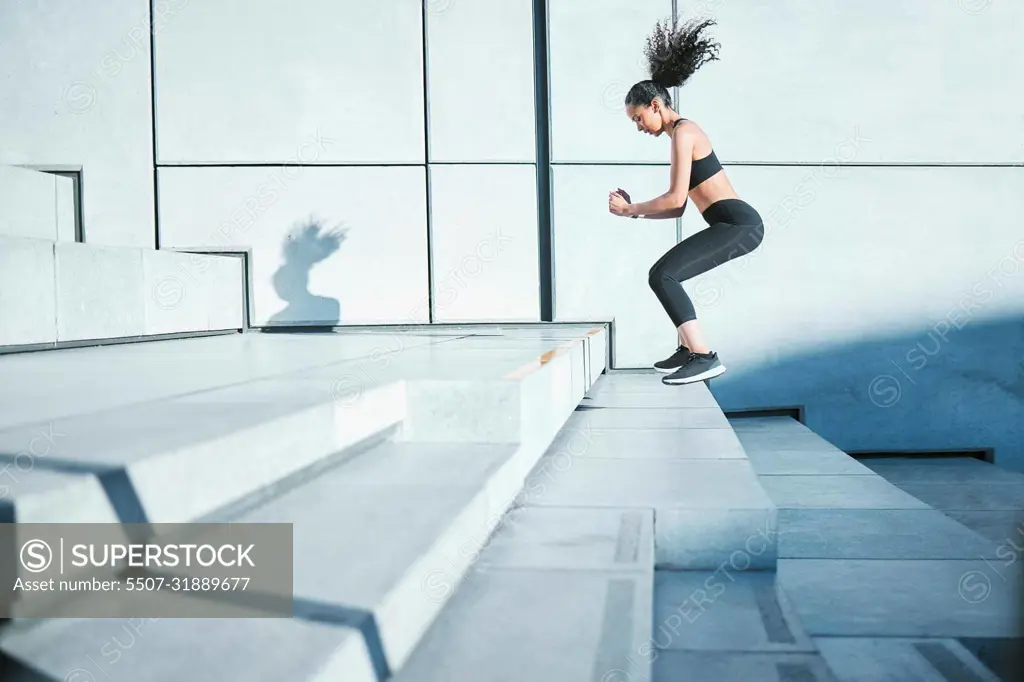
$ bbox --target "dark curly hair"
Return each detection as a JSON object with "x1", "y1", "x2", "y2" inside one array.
[{"x1": 625, "y1": 17, "x2": 721, "y2": 110}]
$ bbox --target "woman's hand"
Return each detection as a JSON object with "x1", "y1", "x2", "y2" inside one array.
[{"x1": 608, "y1": 190, "x2": 632, "y2": 217}]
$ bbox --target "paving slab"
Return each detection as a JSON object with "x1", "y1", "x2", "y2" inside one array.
[
  {"x1": 746, "y1": 450, "x2": 874, "y2": 476},
  {"x1": 888, "y1": 482, "x2": 1024, "y2": 512},
  {"x1": 523, "y1": 457, "x2": 776, "y2": 570},
  {"x1": 583, "y1": 382, "x2": 718, "y2": 408},
  {"x1": 735, "y1": 429, "x2": 843, "y2": 453},
  {"x1": 542, "y1": 425, "x2": 747, "y2": 461},
  {"x1": 477, "y1": 506, "x2": 655, "y2": 572},
  {"x1": 759, "y1": 475, "x2": 931, "y2": 510},
  {"x1": 394, "y1": 567, "x2": 654, "y2": 682},
  {"x1": 942, "y1": 510, "x2": 1024, "y2": 545},
  {"x1": 565, "y1": 407, "x2": 731, "y2": 430},
  {"x1": 652, "y1": 650, "x2": 841, "y2": 682},
  {"x1": 652, "y1": 570, "x2": 815, "y2": 653},
  {"x1": 814, "y1": 637, "x2": 1002, "y2": 682},
  {"x1": 778, "y1": 559, "x2": 1024, "y2": 638},
  {"x1": 777, "y1": 509, "x2": 998, "y2": 560},
  {"x1": 863, "y1": 458, "x2": 1024, "y2": 485}
]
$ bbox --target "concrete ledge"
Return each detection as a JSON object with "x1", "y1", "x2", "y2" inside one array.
[
  {"x1": 396, "y1": 568, "x2": 654, "y2": 682},
  {"x1": 0, "y1": 237, "x2": 56, "y2": 346},
  {"x1": 0, "y1": 380, "x2": 406, "y2": 525}
]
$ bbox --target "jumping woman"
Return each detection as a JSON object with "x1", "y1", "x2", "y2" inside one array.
[{"x1": 608, "y1": 17, "x2": 764, "y2": 386}]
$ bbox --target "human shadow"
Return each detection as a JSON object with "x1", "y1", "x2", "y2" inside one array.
[{"x1": 267, "y1": 217, "x2": 347, "y2": 328}]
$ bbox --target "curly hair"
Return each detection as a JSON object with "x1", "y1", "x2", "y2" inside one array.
[{"x1": 625, "y1": 17, "x2": 721, "y2": 110}]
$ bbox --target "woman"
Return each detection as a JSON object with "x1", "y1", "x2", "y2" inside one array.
[{"x1": 608, "y1": 17, "x2": 764, "y2": 386}]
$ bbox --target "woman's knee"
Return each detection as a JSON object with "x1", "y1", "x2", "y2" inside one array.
[{"x1": 648, "y1": 261, "x2": 671, "y2": 289}]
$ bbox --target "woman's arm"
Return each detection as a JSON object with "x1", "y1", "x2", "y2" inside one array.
[
  {"x1": 624, "y1": 128, "x2": 694, "y2": 217},
  {"x1": 641, "y1": 203, "x2": 687, "y2": 219}
]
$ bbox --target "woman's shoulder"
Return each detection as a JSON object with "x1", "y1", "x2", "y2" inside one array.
[{"x1": 673, "y1": 117, "x2": 707, "y2": 138}]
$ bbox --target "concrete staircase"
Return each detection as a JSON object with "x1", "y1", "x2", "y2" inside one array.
[
  {"x1": 1, "y1": 327, "x2": 1018, "y2": 681},
  {"x1": 0, "y1": 324, "x2": 627, "y2": 681}
]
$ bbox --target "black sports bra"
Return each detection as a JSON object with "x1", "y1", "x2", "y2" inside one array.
[{"x1": 673, "y1": 118, "x2": 723, "y2": 189}]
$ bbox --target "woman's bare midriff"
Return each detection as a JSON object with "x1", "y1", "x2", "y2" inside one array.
[{"x1": 688, "y1": 172, "x2": 740, "y2": 213}]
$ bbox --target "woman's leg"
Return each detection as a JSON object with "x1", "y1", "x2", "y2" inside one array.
[{"x1": 648, "y1": 220, "x2": 763, "y2": 379}]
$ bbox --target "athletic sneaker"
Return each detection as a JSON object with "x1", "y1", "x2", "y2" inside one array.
[
  {"x1": 662, "y1": 351, "x2": 727, "y2": 385},
  {"x1": 654, "y1": 345, "x2": 692, "y2": 373}
]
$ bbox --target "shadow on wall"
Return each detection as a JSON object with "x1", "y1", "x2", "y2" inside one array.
[
  {"x1": 711, "y1": 315, "x2": 1024, "y2": 471},
  {"x1": 268, "y1": 217, "x2": 347, "y2": 326}
]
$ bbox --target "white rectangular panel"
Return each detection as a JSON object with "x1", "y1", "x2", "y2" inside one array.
[
  {"x1": 157, "y1": 166, "x2": 429, "y2": 326},
  {"x1": 430, "y1": 164, "x2": 540, "y2": 322},
  {"x1": 154, "y1": 0, "x2": 426, "y2": 164},
  {"x1": 548, "y1": 0, "x2": 674, "y2": 163},
  {"x1": 0, "y1": 237, "x2": 57, "y2": 347},
  {"x1": 426, "y1": 0, "x2": 536, "y2": 162},
  {"x1": 675, "y1": 0, "x2": 1024, "y2": 163},
  {"x1": 55, "y1": 243, "x2": 145, "y2": 342},
  {"x1": 677, "y1": 165, "x2": 1024, "y2": 372},
  {"x1": 0, "y1": 166, "x2": 57, "y2": 241}
]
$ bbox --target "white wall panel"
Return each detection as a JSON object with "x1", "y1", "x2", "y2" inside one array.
[
  {"x1": 0, "y1": 238, "x2": 57, "y2": 347},
  {"x1": 430, "y1": 165, "x2": 540, "y2": 322},
  {"x1": 154, "y1": 0, "x2": 425, "y2": 164},
  {"x1": 55, "y1": 243, "x2": 145, "y2": 342},
  {"x1": 0, "y1": 0, "x2": 155, "y2": 247},
  {"x1": 548, "y1": 0, "x2": 673, "y2": 163},
  {"x1": 426, "y1": 0, "x2": 536, "y2": 162},
  {"x1": 680, "y1": 165, "x2": 1024, "y2": 370},
  {"x1": 156, "y1": 166, "x2": 429, "y2": 326},
  {"x1": 552, "y1": 165, "x2": 679, "y2": 367},
  {"x1": 0, "y1": 166, "x2": 58, "y2": 241},
  {"x1": 675, "y1": 0, "x2": 1024, "y2": 163},
  {"x1": 143, "y1": 249, "x2": 206, "y2": 335},
  {"x1": 142, "y1": 250, "x2": 246, "y2": 335}
]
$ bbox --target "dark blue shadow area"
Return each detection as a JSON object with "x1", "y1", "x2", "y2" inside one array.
[
  {"x1": 711, "y1": 314, "x2": 1024, "y2": 470},
  {"x1": 0, "y1": 653, "x2": 56, "y2": 682},
  {"x1": 268, "y1": 217, "x2": 346, "y2": 327}
]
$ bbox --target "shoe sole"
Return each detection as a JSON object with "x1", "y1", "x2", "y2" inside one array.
[
  {"x1": 662, "y1": 364, "x2": 727, "y2": 385},
  {"x1": 653, "y1": 365, "x2": 679, "y2": 374}
]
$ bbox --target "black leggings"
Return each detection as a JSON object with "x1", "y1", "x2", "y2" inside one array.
[{"x1": 648, "y1": 198, "x2": 764, "y2": 327}]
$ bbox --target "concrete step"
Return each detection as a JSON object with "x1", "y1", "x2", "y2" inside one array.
[
  {"x1": 524, "y1": 375, "x2": 778, "y2": 571},
  {"x1": 647, "y1": 569, "x2": 840, "y2": 682},
  {"x1": 0, "y1": 165, "x2": 74, "y2": 242},
  {"x1": 1, "y1": 237, "x2": 244, "y2": 349},
  {"x1": 814, "y1": 637, "x2": 1003, "y2": 682},
  {"x1": 741, "y1": 416, "x2": 1024, "y2": 640},
  {"x1": 0, "y1": 378, "x2": 406, "y2": 526},
  {"x1": 394, "y1": 506, "x2": 656, "y2": 682}
]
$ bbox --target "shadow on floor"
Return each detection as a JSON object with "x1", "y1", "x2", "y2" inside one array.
[{"x1": 268, "y1": 217, "x2": 347, "y2": 327}]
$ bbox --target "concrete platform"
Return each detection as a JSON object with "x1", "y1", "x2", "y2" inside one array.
[
  {"x1": 652, "y1": 570, "x2": 814, "y2": 654},
  {"x1": 652, "y1": 650, "x2": 841, "y2": 682},
  {"x1": 814, "y1": 637, "x2": 1003, "y2": 682}
]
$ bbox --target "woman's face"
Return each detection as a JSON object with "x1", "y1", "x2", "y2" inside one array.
[{"x1": 626, "y1": 101, "x2": 664, "y2": 136}]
